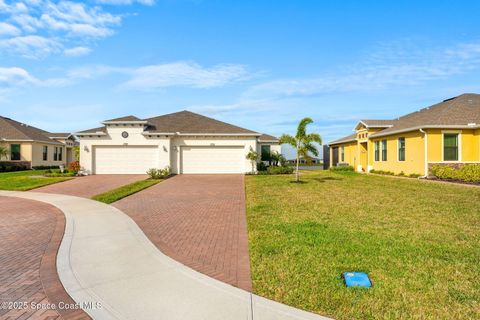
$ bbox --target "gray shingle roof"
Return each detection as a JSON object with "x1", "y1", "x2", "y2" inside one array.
[
  {"x1": 258, "y1": 133, "x2": 279, "y2": 142},
  {"x1": 370, "y1": 93, "x2": 480, "y2": 137},
  {"x1": 79, "y1": 111, "x2": 261, "y2": 135},
  {"x1": 328, "y1": 133, "x2": 357, "y2": 145},
  {"x1": 0, "y1": 116, "x2": 62, "y2": 144},
  {"x1": 104, "y1": 115, "x2": 142, "y2": 122}
]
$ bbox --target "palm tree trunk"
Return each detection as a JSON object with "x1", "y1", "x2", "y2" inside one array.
[{"x1": 295, "y1": 150, "x2": 300, "y2": 182}]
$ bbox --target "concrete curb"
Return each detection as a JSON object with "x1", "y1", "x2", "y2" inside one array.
[{"x1": 0, "y1": 191, "x2": 331, "y2": 320}]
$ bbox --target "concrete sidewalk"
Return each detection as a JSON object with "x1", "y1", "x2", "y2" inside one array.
[{"x1": 0, "y1": 191, "x2": 331, "y2": 320}]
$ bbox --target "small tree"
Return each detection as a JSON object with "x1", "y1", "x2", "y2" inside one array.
[
  {"x1": 270, "y1": 151, "x2": 286, "y2": 167},
  {"x1": 0, "y1": 146, "x2": 8, "y2": 160},
  {"x1": 280, "y1": 117, "x2": 322, "y2": 182},
  {"x1": 246, "y1": 148, "x2": 259, "y2": 174}
]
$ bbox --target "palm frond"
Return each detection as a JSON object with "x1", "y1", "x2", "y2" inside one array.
[
  {"x1": 279, "y1": 134, "x2": 297, "y2": 147},
  {"x1": 305, "y1": 133, "x2": 322, "y2": 145},
  {"x1": 304, "y1": 142, "x2": 319, "y2": 157},
  {"x1": 296, "y1": 117, "x2": 313, "y2": 139}
]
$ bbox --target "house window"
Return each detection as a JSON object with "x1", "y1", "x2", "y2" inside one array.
[
  {"x1": 54, "y1": 147, "x2": 58, "y2": 161},
  {"x1": 43, "y1": 146, "x2": 48, "y2": 161},
  {"x1": 58, "y1": 147, "x2": 63, "y2": 161},
  {"x1": 261, "y1": 145, "x2": 271, "y2": 161},
  {"x1": 374, "y1": 141, "x2": 380, "y2": 161},
  {"x1": 340, "y1": 146, "x2": 345, "y2": 162},
  {"x1": 381, "y1": 140, "x2": 387, "y2": 161},
  {"x1": 10, "y1": 144, "x2": 20, "y2": 160},
  {"x1": 398, "y1": 137, "x2": 405, "y2": 161},
  {"x1": 443, "y1": 133, "x2": 459, "y2": 161}
]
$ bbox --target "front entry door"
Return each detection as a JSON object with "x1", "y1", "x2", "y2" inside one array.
[{"x1": 332, "y1": 147, "x2": 339, "y2": 167}]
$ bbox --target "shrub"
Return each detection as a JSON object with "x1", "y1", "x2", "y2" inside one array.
[
  {"x1": 147, "y1": 166, "x2": 171, "y2": 179},
  {"x1": 267, "y1": 165, "x2": 294, "y2": 175},
  {"x1": 431, "y1": 164, "x2": 480, "y2": 183},
  {"x1": 330, "y1": 165, "x2": 354, "y2": 172},
  {"x1": 32, "y1": 165, "x2": 59, "y2": 170},
  {"x1": 409, "y1": 173, "x2": 422, "y2": 178},
  {"x1": 257, "y1": 162, "x2": 268, "y2": 171},
  {"x1": 68, "y1": 161, "x2": 81, "y2": 173},
  {"x1": 370, "y1": 169, "x2": 394, "y2": 175}
]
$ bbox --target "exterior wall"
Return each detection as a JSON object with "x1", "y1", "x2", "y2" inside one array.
[
  {"x1": 427, "y1": 129, "x2": 479, "y2": 163},
  {"x1": 79, "y1": 124, "x2": 171, "y2": 174},
  {"x1": 370, "y1": 131, "x2": 425, "y2": 175},
  {"x1": 0, "y1": 142, "x2": 32, "y2": 162},
  {"x1": 79, "y1": 124, "x2": 260, "y2": 174},
  {"x1": 31, "y1": 142, "x2": 67, "y2": 167},
  {"x1": 171, "y1": 136, "x2": 257, "y2": 174}
]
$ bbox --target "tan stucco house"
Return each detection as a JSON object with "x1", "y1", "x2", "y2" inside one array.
[
  {"x1": 0, "y1": 116, "x2": 77, "y2": 168},
  {"x1": 76, "y1": 111, "x2": 281, "y2": 174}
]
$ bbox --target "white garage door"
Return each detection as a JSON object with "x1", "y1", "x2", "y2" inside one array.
[
  {"x1": 181, "y1": 146, "x2": 245, "y2": 174},
  {"x1": 94, "y1": 146, "x2": 158, "y2": 174}
]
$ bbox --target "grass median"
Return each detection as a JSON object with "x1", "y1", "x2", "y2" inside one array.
[
  {"x1": 92, "y1": 179, "x2": 160, "y2": 204},
  {"x1": 0, "y1": 170, "x2": 72, "y2": 191}
]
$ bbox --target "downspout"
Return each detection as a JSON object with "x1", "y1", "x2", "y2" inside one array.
[{"x1": 419, "y1": 129, "x2": 428, "y2": 178}]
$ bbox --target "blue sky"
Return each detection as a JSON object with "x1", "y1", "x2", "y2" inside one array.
[{"x1": 1, "y1": 0, "x2": 480, "y2": 158}]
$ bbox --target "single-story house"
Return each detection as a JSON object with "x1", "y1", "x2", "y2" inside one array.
[
  {"x1": 76, "y1": 111, "x2": 281, "y2": 174},
  {"x1": 0, "y1": 116, "x2": 77, "y2": 168},
  {"x1": 328, "y1": 93, "x2": 480, "y2": 176}
]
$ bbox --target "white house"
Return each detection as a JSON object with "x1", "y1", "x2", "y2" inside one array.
[{"x1": 76, "y1": 111, "x2": 281, "y2": 174}]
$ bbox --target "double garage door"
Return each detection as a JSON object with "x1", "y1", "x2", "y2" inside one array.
[{"x1": 93, "y1": 145, "x2": 245, "y2": 174}]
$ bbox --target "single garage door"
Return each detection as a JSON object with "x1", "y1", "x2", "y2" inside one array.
[
  {"x1": 94, "y1": 146, "x2": 158, "y2": 174},
  {"x1": 181, "y1": 146, "x2": 245, "y2": 174}
]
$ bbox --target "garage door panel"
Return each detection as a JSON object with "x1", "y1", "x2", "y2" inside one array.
[
  {"x1": 94, "y1": 146, "x2": 158, "y2": 174},
  {"x1": 181, "y1": 146, "x2": 244, "y2": 174}
]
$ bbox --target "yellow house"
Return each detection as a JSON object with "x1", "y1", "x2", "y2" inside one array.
[{"x1": 328, "y1": 94, "x2": 480, "y2": 176}]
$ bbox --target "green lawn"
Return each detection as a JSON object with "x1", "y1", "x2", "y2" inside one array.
[
  {"x1": 0, "y1": 170, "x2": 72, "y2": 191},
  {"x1": 246, "y1": 170, "x2": 480, "y2": 320},
  {"x1": 92, "y1": 179, "x2": 160, "y2": 204}
]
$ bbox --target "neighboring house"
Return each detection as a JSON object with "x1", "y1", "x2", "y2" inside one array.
[
  {"x1": 328, "y1": 94, "x2": 480, "y2": 176},
  {"x1": 76, "y1": 111, "x2": 281, "y2": 174},
  {"x1": 0, "y1": 116, "x2": 77, "y2": 168}
]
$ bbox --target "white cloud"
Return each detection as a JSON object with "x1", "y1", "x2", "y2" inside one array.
[
  {"x1": 0, "y1": 0, "x2": 125, "y2": 58},
  {"x1": 0, "y1": 35, "x2": 61, "y2": 58},
  {"x1": 245, "y1": 40, "x2": 480, "y2": 99},
  {"x1": 0, "y1": 67, "x2": 37, "y2": 85},
  {"x1": 123, "y1": 61, "x2": 250, "y2": 89},
  {"x1": 63, "y1": 46, "x2": 92, "y2": 56},
  {"x1": 0, "y1": 22, "x2": 21, "y2": 36}
]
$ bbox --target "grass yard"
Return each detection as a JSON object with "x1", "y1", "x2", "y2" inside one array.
[
  {"x1": 246, "y1": 170, "x2": 480, "y2": 319},
  {"x1": 92, "y1": 179, "x2": 160, "y2": 204},
  {"x1": 0, "y1": 170, "x2": 72, "y2": 191}
]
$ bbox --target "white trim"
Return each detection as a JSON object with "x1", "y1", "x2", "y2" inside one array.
[
  {"x1": 370, "y1": 124, "x2": 479, "y2": 138},
  {"x1": 441, "y1": 130, "x2": 462, "y2": 162},
  {"x1": 397, "y1": 136, "x2": 406, "y2": 162},
  {"x1": 74, "y1": 132, "x2": 107, "y2": 136},
  {"x1": 419, "y1": 129, "x2": 428, "y2": 177},
  {"x1": 101, "y1": 120, "x2": 149, "y2": 125}
]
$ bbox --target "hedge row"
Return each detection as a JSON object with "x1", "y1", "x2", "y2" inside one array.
[{"x1": 431, "y1": 164, "x2": 480, "y2": 183}]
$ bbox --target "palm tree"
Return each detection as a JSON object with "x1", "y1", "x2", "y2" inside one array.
[
  {"x1": 280, "y1": 117, "x2": 322, "y2": 182},
  {"x1": 245, "y1": 148, "x2": 259, "y2": 174},
  {"x1": 0, "y1": 146, "x2": 8, "y2": 160}
]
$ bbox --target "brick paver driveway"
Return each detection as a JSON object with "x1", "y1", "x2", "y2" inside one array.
[
  {"x1": 113, "y1": 175, "x2": 252, "y2": 291},
  {"x1": 34, "y1": 174, "x2": 148, "y2": 198},
  {"x1": 0, "y1": 196, "x2": 89, "y2": 320}
]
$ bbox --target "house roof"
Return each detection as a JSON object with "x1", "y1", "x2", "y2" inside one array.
[
  {"x1": 0, "y1": 116, "x2": 63, "y2": 144},
  {"x1": 370, "y1": 93, "x2": 480, "y2": 137},
  {"x1": 48, "y1": 132, "x2": 72, "y2": 139},
  {"x1": 329, "y1": 93, "x2": 480, "y2": 144},
  {"x1": 104, "y1": 115, "x2": 142, "y2": 122},
  {"x1": 356, "y1": 119, "x2": 395, "y2": 130},
  {"x1": 79, "y1": 111, "x2": 264, "y2": 136},
  {"x1": 328, "y1": 133, "x2": 357, "y2": 145},
  {"x1": 258, "y1": 133, "x2": 279, "y2": 142}
]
